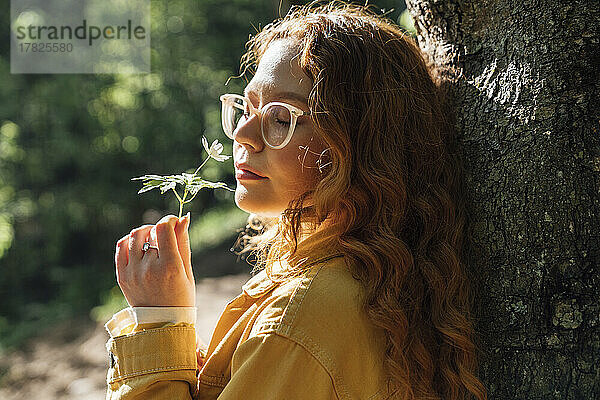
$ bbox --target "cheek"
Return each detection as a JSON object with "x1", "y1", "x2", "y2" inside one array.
[
  {"x1": 297, "y1": 138, "x2": 330, "y2": 177},
  {"x1": 272, "y1": 148, "x2": 318, "y2": 189},
  {"x1": 270, "y1": 129, "x2": 328, "y2": 191}
]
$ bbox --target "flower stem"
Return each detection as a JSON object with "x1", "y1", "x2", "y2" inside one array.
[
  {"x1": 178, "y1": 188, "x2": 188, "y2": 219},
  {"x1": 177, "y1": 154, "x2": 209, "y2": 217},
  {"x1": 192, "y1": 156, "x2": 210, "y2": 178},
  {"x1": 171, "y1": 188, "x2": 184, "y2": 218},
  {"x1": 171, "y1": 188, "x2": 183, "y2": 203},
  {"x1": 182, "y1": 193, "x2": 198, "y2": 204}
]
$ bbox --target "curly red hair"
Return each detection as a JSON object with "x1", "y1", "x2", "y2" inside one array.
[{"x1": 231, "y1": 2, "x2": 488, "y2": 399}]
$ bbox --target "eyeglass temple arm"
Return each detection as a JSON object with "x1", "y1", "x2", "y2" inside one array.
[
  {"x1": 225, "y1": 95, "x2": 311, "y2": 117},
  {"x1": 295, "y1": 110, "x2": 312, "y2": 117}
]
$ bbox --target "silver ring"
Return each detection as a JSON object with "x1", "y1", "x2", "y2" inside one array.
[{"x1": 142, "y1": 241, "x2": 158, "y2": 252}]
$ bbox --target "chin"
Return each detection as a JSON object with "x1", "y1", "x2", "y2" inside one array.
[{"x1": 234, "y1": 188, "x2": 282, "y2": 218}]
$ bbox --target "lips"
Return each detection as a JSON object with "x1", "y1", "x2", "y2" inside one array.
[
  {"x1": 234, "y1": 162, "x2": 267, "y2": 178},
  {"x1": 235, "y1": 169, "x2": 267, "y2": 180}
]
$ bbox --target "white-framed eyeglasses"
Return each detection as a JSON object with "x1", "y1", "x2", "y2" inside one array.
[{"x1": 219, "y1": 93, "x2": 311, "y2": 149}]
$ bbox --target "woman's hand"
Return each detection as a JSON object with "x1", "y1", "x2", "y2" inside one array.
[{"x1": 114, "y1": 213, "x2": 195, "y2": 307}]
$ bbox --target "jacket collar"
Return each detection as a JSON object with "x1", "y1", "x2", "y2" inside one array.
[
  {"x1": 242, "y1": 252, "x2": 345, "y2": 299},
  {"x1": 242, "y1": 227, "x2": 346, "y2": 299}
]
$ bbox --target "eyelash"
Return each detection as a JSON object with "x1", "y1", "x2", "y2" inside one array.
[{"x1": 241, "y1": 110, "x2": 299, "y2": 126}]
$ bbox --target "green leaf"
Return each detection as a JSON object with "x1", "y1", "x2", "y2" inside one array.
[
  {"x1": 164, "y1": 174, "x2": 186, "y2": 185},
  {"x1": 137, "y1": 185, "x2": 159, "y2": 194},
  {"x1": 159, "y1": 181, "x2": 177, "y2": 194},
  {"x1": 187, "y1": 179, "x2": 234, "y2": 196},
  {"x1": 131, "y1": 174, "x2": 168, "y2": 181}
]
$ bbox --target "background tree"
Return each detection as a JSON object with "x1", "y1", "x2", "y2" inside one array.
[{"x1": 405, "y1": 0, "x2": 599, "y2": 398}]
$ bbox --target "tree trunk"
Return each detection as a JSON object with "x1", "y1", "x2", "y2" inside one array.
[{"x1": 404, "y1": 0, "x2": 599, "y2": 398}]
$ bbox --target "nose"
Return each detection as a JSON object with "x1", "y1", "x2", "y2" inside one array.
[{"x1": 233, "y1": 112, "x2": 264, "y2": 152}]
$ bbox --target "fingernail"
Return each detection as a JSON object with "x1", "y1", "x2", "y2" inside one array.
[{"x1": 185, "y1": 212, "x2": 190, "y2": 222}]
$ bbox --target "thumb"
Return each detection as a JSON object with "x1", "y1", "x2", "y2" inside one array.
[{"x1": 175, "y1": 212, "x2": 192, "y2": 280}]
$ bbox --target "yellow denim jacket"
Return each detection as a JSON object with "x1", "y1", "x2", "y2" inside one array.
[{"x1": 105, "y1": 241, "x2": 393, "y2": 399}]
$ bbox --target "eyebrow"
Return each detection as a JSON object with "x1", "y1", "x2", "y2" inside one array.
[{"x1": 244, "y1": 88, "x2": 309, "y2": 106}]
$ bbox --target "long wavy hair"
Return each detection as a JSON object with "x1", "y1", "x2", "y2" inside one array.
[{"x1": 230, "y1": 2, "x2": 487, "y2": 399}]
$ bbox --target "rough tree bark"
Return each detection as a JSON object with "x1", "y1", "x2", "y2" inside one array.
[{"x1": 404, "y1": 0, "x2": 599, "y2": 398}]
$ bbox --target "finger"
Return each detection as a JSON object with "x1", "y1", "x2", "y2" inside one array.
[
  {"x1": 129, "y1": 225, "x2": 154, "y2": 261},
  {"x1": 149, "y1": 225, "x2": 158, "y2": 247},
  {"x1": 143, "y1": 226, "x2": 160, "y2": 258},
  {"x1": 116, "y1": 234, "x2": 130, "y2": 266},
  {"x1": 115, "y1": 235, "x2": 129, "y2": 283},
  {"x1": 155, "y1": 215, "x2": 183, "y2": 269},
  {"x1": 175, "y1": 212, "x2": 192, "y2": 280}
]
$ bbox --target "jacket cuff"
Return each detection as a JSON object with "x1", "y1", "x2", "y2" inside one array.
[
  {"x1": 104, "y1": 307, "x2": 197, "y2": 338},
  {"x1": 106, "y1": 325, "x2": 197, "y2": 384}
]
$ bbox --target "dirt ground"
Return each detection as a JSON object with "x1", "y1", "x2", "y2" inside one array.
[{"x1": 0, "y1": 272, "x2": 252, "y2": 400}]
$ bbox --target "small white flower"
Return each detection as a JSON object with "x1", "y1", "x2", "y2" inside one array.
[{"x1": 202, "y1": 136, "x2": 231, "y2": 162}]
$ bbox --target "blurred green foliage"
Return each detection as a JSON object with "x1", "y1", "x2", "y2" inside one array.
[{"x1": 0, "y1": 0, "x2": 412, "y2": 351}]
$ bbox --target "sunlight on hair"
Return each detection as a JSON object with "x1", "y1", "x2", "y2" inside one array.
[{"x1": 230, "y1": 3, "x2": 488, "y2": 399}]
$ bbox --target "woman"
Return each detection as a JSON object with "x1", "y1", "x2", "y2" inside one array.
[{"x1": 105, "y1": 2, "x2": 488, "y2": 399}]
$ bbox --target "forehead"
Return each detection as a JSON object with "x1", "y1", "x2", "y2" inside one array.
[{"x1": 244, "y1": 39, "x2": 312, "y2": 101}]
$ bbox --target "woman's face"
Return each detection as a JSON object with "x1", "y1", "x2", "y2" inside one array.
[{"x1": 233, "y1": 38, "x2": 327, "y2": 217}]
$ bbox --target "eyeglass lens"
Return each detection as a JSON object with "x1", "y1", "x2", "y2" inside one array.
[{"x1": 224, "y1": 98, "x2": 292, "y2": 148}]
